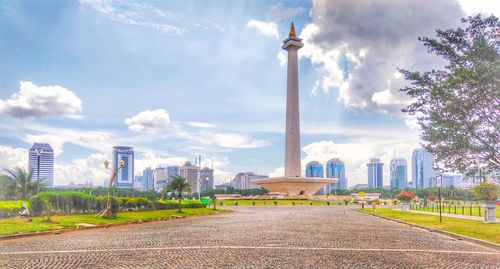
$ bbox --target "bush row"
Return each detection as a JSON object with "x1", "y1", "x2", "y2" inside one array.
[
  {"x1": 0, "y1": 200, "x2": 30, "y2": 218},
  {"x1": 155, "y1": 200, "x2": 205, "y2": 210},
  {"x1": 29, "y1": 192, "x2": 122, "y2": 216}
]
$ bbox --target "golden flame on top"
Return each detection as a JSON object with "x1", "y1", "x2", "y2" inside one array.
[{"x1": 289, "y1": 22, "x2": 297, "y2": 38}]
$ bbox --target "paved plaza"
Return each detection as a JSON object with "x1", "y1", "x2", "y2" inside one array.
[{"x1": 0, "y1": 206, "x2": 498, "y2": 268}]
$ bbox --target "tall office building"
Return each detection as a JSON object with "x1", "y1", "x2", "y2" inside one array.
[
  {"x1": 199, "y1": 167, "x2": 214, "y2": 192},
  {"x1": 441, "y1": 174, "x2": 464, "y2": 188},
  {"x1": 305, "y1": 161, "x2": 325, "y2": 194},
  {"x1": 367, "y1": 158, "x2": 383, "y2": 188},
  {"x1": 113, "y1": 146, "x2": 134, "y2": 189},
  {"x1": 412, "y1": 148, "x2": 435, "y2": 189},
  {"x1": 180, "y1": 161, "x2": 200, "y2": 193},
  {"x1": 154, "y1": 166, "x2": 179, "y2": 192},
  {"x1": 326, "y1": 158, "x2": 347, "y2": 192},
  {"x1": 305, "y1": 161, "x2": 324, "y2": 177},
  {"x1": 232, "y1": 172, "x2": 267, "y2": 189},
  {"x1": 28, "y1": 143, "x2": 54, "y2": 187},
  {"x1": 390, "y1": 158, "x2": 407, "y2": 189},
  {"x1": 142, "y1": 167, "x2": 154, "y2": 191}
]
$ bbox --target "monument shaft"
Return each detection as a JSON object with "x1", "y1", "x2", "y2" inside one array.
[
  {"x1": 282, "y1": 23, "x2": 303, "y2": 178},
  {"x1": 284, "y1": 46, "x2": 301, "y2": 177}
]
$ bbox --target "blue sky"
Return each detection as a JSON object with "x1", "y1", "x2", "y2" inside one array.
[{"x1": 0, "y1": 0, "x2": 498, "y2": 186}]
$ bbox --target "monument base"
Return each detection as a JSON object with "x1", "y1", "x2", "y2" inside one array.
[{"x1": 250, "y1": 177, "x2": 338, "y2": 196}]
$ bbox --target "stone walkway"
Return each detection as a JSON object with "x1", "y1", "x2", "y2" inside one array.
[
  {"x1": 402, "y1": 209, "x2": 499, "y2": 222},
  {"x1": 0, "y1": 206, "x2": 498, "y2": 268}
]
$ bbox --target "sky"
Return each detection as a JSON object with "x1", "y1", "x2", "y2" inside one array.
[{"x1": 0, "y1": 0, "x2": 498, "y2": 187}]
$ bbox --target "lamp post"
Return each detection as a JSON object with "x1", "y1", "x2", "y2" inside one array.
[
  {"x1": 34, "y1": 147, "x2": 44, "y2": 194},
  {"x1": 433, "y1": 161, "x2": 443, "y2": 223},
  {"x1": 99, "y1": 159, "x2": 124, "y2": 218}
]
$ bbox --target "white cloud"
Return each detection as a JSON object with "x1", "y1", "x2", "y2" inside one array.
[
  {"x1": 457, "y1": 0, "x2": 500, "y2": 16},
  {"x1": 54, "y1": 153, "x2": 109, "y2": 186},
  {"x1": 0, "y1": 145, "x2": 28, "y2": 173},
  {"x1": 79, "y1": 0, "x2": 184, "y2": 34},
  {"x1": 185, "y1": 121, "x2": 215, "y2": 128},
  {"x1": 302, "y1": 139, "x2": 420, "y2": 186},
  {"x1": 268, "y1": 167, "x2": 284, "y2": 178},
  {"x1": 212, "y1": 133, "x2": 269, "y2": 149},
  {"x1": 124, "y1": 109, "x2": 170, "y2": 132},
  {"x1": 269, "y1": 3, "x2": 304, "y2": 22},
  {"x1": 0, "y1": 81, "x2": 82, "y2": 118},
  {"x1": 277, "y1": 51, "x2": 287, "y2": 66},
  {"x1": 247, "y1": 20, "x2": 279, "y2": 38},
  {"x1": 300, "y1": 0, "x2": 466, "y2": 114}
]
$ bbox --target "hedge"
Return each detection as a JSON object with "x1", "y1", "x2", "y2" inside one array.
[
  {"x1": 0, "y1": 200, "x2": 30, "y2": 218},
  {"x1": 29, "y1": 192, "x2": 121, "y2": 217},
  {"x1": 155, "y1": 200, "x2": 205, "y2": 209}
]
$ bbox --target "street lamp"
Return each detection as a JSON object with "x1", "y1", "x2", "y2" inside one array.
[
  {"x1": 34, "y1": 147, "x2": 44, "y2": 194},
  {"x1": 99, "y1": 159, "x2": 124, "y2": 218},
  {"x1": 433, "y1": 161, "x2": 443, "y2": 223}
]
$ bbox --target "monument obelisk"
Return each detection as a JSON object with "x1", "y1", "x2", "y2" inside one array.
[
  {"x1": 282, "y1": 22, "x2": 303, "y2": 178},
  {"x1": 251, "y1": 23, "x2": 337, "y2": 196}
]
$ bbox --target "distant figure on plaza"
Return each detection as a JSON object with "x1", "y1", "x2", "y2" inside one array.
[{"x1": 19, "y1": 203, "x2": 31, "y2": 221}]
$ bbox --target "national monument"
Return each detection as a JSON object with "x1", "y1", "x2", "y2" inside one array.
[{"x1": 251, "y1": 23, "x2": 337, "y2": 195}]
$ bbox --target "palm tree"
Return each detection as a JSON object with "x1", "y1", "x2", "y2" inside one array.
[
  {"x1": 3, "y1": 167, "x2": 36, "y2": 200},
  {"x1": 167, "y1": 175, "x2": 192, "y2": 213}
]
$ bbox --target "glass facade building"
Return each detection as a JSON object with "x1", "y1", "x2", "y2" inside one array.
[
  {"x1": 200, "y1": 167, "x2": 214, "y2": 192},
  {"x1": 113, "y1": 146, "x2": 134, "y2": 189},
  {"x1": 390, "y1": 158, "x2": 407, "y2": 189},
  {"x1": 367, "y1": 158, "x2": 383, "y2": 188},
  {"x1": 28, "y1": 143, "x2": 54, "y2": 187},
  {"x1": 326, "y1": 158, "x2": 347, "y2": 193},
  {"x1": 306, "y1": 161, "x2": 325, "y2": 195},
  {"x1": 142, "y1": 167, "x2": 154, "y2": 191},
  {"x1": 411, "y1": 148, "x2": 435, "y2": 189}
]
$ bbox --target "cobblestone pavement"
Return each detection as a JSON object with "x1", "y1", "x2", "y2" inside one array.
[{"x1": 0, "y1": 206, "x2": 498, "y2": 268}]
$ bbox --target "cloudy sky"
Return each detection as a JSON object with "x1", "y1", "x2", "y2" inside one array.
[{"x1": 0, "y1": 0, "x2": 498, "y2": 187}]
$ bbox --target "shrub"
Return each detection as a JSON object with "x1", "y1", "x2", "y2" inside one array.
[
  {"x1": 155, "y1": 200, "x2": 204, "y2": 209},
  {"x1": 0, "y1": 200, "x2": 30, "y2": 218},
  {"x1": 472, "y1": 182, "x2": 499, "y2": 201},
  {"x1": 396, "y1": 191, "x2": 415, "y2": 202},
  {"x1": 29, "y1": 192, "x2": 121, "y2": 216}
]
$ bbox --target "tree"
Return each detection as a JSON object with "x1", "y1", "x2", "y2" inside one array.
[
  {"x1": 0, "y1": 175, "x2": 17, "y2": 200},
  {"x1": 166, "y1": 175, "x2": 192, "y2": 213},
  {"x1": 3, "y1": 167, "x2": 37, "y2": 200},
  {"x1": 400, "y1": 15, "x2": 499, "y2": 175}
]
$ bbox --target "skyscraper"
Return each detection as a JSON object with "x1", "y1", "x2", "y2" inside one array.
[
  {"x1": 142, "y1": 167, "x2": 154, "y2": 191},
  {"x1": 113, "y1": 146, "x2": 134, "y2": 189},
  {"x1": 180, "y1": 161, "x2": 200, "y2": 194},
  {"x1": 326, "y1": 158, "x2": 347, "y2": 192},
  {"x1": 232, "y1": 172, "x2": 267, "y2": 189},
  {"x1": 199, "y1": 167, "x2": 214, "y2": 192},
  {"x1": 28, "y1": 143, "x2": 54, "y2": 187},
  {"x1": 412, "y1": 148, "x2": 435, "y2": 189},
  {"x1": 154, "y1": 166, "x2": 179, "y2": 192},
  {"x1": 305, "y1": 161, "x2": 325, "y2": 194},
  {"x1": 367, "y1": 158, "x2": 383, "y2": 188},
  {"x1": 390, "y1": 158, "x2": 407, "y2": 189}
]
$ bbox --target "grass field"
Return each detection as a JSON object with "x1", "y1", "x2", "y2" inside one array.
[
  {"x1": 411, "y1": 205, "x2": 500, "y2": 218},
  {"x1": 0, "y1": 208, "x2": 224, "y2": 236},
  {"x1": 360, "y1": 208, "x2": 500, "y2": 244},
  {"x1": 218, "y1": 199, "x2": 344, "y2": 206}
]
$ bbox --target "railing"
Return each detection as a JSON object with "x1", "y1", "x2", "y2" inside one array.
[{"x1": 409, "y1": 203, "x2": 484, "y2": 217}]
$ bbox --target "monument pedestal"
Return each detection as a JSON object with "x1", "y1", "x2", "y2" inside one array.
[{"x1": 251, "y1": 177, "x2": 337, "y2": 196}]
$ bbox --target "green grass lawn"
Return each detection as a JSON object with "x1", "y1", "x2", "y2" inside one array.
[
  {"x1": 411, "y1": 205, "x2": 500, "y2": 218},
  {"x1": 0, "y1": 208, "x2": 224, "y2": 236},
  {"x1": 360, "y1": 208, "x2": 500, "y2": 244},
  {"x1": 219, "y1": 199, "x2": 343, "y2": 206}
]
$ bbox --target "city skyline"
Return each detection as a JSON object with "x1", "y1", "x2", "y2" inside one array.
[{"x1": 1, "y1": 1, "x2": 497, "y2": 187}]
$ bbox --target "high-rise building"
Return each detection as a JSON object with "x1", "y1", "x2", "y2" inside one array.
[
  {"x1": 180, "y1": 161, "x2": 200, "y2": 194},
  {"x1": 113, "y1": 146, "x2": 134, "y2": 189},
  {"x1": 199, "y1": 167, "x2": 214, "y2": 192},
  {"x1": 441, "y1": 174, "x2": 464, "y2": 188},
  {"x1": 326, "y1": 158, "x2": 347, "y2": 192},
  {"x1": 412, "y1": 148, "x2": 435, "y2": 189},
  {"x1": 232, "y1": 172, "x2": 267, "y2": 189},
  {"x1": 390, "y1": 158, "x2": 407, "y2": 189},
  {"x1": 305, "y1": 161, "x2": 324, "y2": 177},
  {"x1": 28, "y1": 143, "x2": 54, "y2": 187},
  {"x1": 142, "y1": 167, "x2": 154, "y2": 191},
  {"x1": 305, "y1": 161, "x2": 325, "y2": 194},
  {"x1": 154, "y1": 166, "x2": 179, "y2": 192},
  {"x1": 367, "y1": 158, "x2": 383, "y2": 188}
]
